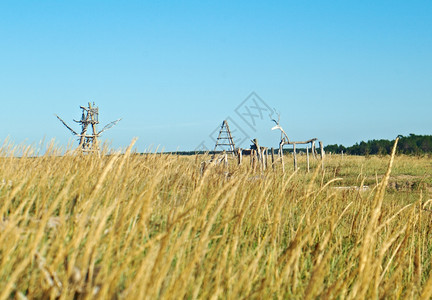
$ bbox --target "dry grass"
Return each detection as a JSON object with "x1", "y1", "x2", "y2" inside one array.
[{"x1": 1, "y1": 140, "x2": 432, "y2": 299}]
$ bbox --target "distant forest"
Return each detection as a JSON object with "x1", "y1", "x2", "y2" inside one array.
[
  {"x1": 166, "y1": 134, "x2": 432, "y2": 156},
  {"x1": 325, "y1": 134, "x2": 432, "y2": 155}
]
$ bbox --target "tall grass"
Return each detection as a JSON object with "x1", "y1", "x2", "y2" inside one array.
[{"x1": 1, "y1": 140, "x2": 432, "y2": 299}]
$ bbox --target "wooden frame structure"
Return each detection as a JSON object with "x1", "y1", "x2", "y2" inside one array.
[
  {"x1": 270, "y1": 113, "x2": 324, "y2": 171},
  {"x1": 56, "y1": 102, "x2": 121, "y2": 153},
  {"x1": 213, "y1": 120, "x2": 236, "y2": 156},
  {"x1": 202, "y1": 116, "x2": 324, "y2": 175},
  {"x1": 200, "y1": 120, "x2": 237, "y2": 174}
]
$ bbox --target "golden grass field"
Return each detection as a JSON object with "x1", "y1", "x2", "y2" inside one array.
[{"x1": 1, "y1": 140, "x2": 432, "y2": 299}]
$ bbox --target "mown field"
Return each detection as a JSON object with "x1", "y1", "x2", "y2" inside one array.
[{"x1": 1, "y1": 141, "x2": 432, "y2": 299}]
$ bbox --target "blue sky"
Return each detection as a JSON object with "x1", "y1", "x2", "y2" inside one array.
[{"x1": 1, "y1": 1, "x2": 431, "y2": 152}]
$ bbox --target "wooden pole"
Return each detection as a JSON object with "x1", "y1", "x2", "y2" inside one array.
[
  {"x1": 255, "y1": 149, "x2": 259, "y2": 172},
  {"x1": 258, "y1": 147, "x2": 262, "y2": 171},
  {"x1": 260, "y1": 147, "x2": 265, "y2": 171},
  {"x1": 255, "y1": 139, "x2": 262, "y2": 171},
  {"x1": 271, "y1": 147, "x2": 275, "y2": 171},
  {"x1": 251, "y1": 149, "x2": 255, "y2": 169},
  {"x1": 311, "y1": 140, "x2": 316, "y2": 159},
  {"x1": 319, "y1": 141, "x2": 325, "y2": 169},
  {"x1": 306, "y1": 145, "x2": 310, "y2": 173},
  {"x1": 293, "y1": 143, "x2": 297, "y2": 171},
  {"x1": 89, "y1": 103, "x2": 99, "y2": 151},
  {"x1": 279, "y1": 143, "x2": 285, "y2": 174},
  {"x1": 265, "y1": 148, "x2": 269, "y2": 170},
  {"x1": 78, "y1": 108, "x2": 89, "y2": 150},
  {"x1": 253, "y1": 150, "x2": 258, "y2": 172},
  {"x1": 238, "y1": 148, "x2": 242, "y2": 165}
]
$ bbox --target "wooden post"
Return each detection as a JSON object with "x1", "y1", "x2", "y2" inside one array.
[
  {"x1": 293, "y1": 143, "x2": 297, "y2": 171},
  {"x1": 279, "y1": 143, "x2": 285, "y2": 174},
  {"x1": 271, "y1": 147, "x2": 275, "y2": 171},
  {"x1": 238, "y1": 148, "x2": 242, "y2": 165},
  {"x1": 256, "y1": 147, "x2": 260, "y2": 171},
  {"x1": 258, "y1": 147, "x2": 263, "y2": 171},
  {"x1": 252, "y1": 150, "x2": 257, "y2": 172},
  {"x1": 254, "y1": 139, "x2": 262, "y2": 171},
  {"x1": 306, "y1": 146, "x2": 310, "y2": 173},
  {"x1": 89, "y1": 103, "x2": 98, "y2": 151},
  {"x1": 311, "y1": 141, "x2": 316, "y2": 159},
  {"x1": 251, "y1": 149, "x2": 254, "y2": 168},
  {"x1": 319, "y1": 141, "x2": 325, "y2": 169},
  {"x1": 256, "y1": 149, "x2": 259, "y2": 172},
  {"x1": 265, "y1": 148, "x2": 269, "y2": 170}
]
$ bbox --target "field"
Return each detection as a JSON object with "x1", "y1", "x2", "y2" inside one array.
[{"x1": 1, "y1": 141, "x2": 432, "y2": 299}]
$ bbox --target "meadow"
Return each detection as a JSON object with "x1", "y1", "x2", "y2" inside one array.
[{"x1": 1, "y1": 140, "x2": 432, "y2": 299}]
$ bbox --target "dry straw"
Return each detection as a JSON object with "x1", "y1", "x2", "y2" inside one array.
[{"x1": 0, "y1": 138, "x2": 431, "y2": 299}]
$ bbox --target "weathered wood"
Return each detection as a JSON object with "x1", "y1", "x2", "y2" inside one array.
[
  {"x1": 306, "y1": 146, "x2": 310, "y2": 173},
  {"x1": 281, "y1": 138, "x2": 317, "y2": 146},
  {"x1": 319, "y1": 141, "x2": 325, "y2": 169},
  {"x1": 311, "y1": 140, "x2": 316, "y2": 159},
  {"x1": 255, "y1": 149, "x2": 259, "y2": 172},
  {"x1": 279, "y1": 143, "x2": 285, "y2": 174},
  {"x1": 271, "y1": 148, "x2": 275, "y2": 171},
  {"x1": 55, "y1": 115, "x2": 78, "y2": 136},
  {"x1": 251, "y1": 149, "x2": 257, "y2": 172},
  {"x1": 255, "y1": 139, "x2": 261, "y2": 163},
  {"x1": 260, "y1": 148, "x2": 264, "y2": 171},
  {"x1": 238, "y1": 148, "x2": 242, "y2": 165},
  {"x1": 251, "y1": 149, "x2": 255, "y2": 168},
  {"x1": 213, "y1": 120, "x2": 236, "y2": 157},
  {"x1": 271, "y1": 113, "x2": 320, "y2": 172},
  {"x1": 98, "y1": 118, "x2": 122, "y2": 135},
  {"x1": 56, "y1": 102, "x2": 120, "y2": 153}
]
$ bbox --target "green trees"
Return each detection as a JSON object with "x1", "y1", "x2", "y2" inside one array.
[
  {"x1": 325, "y1": 144, "x2": 347, "y2": 154},
  {"x1": 397, "y1": 134, "x2": 432, "y2": 155},
  {"x1": 325, "y1": 134, "x2": 432, "y2": 155}
]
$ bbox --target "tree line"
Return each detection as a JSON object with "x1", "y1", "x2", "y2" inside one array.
[{"x1": 325, "y1": 134, "x2": 432, "y2": 155}]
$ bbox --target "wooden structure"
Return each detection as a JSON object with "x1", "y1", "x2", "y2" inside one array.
[
  {"x1": 202, "y1": 116, "x2": 324, "y2": 175},
  {"x1": 250, "y1": 139, "x2": 269, "y2": 171},
  {"x1": 213, "y1": 120, "x2": 236, "y2": 156},
  {"x1": 56, "y1": 102, "x2": 121, "y2": 153},
  {"x1": 234, "y1": 139, "x2": 271, "y2": 172},
  {"x1": 270, "y1": 113, "x2": 324, "y2": 171}
]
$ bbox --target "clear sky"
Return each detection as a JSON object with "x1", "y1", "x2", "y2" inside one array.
[{"x1": 1, "y1": 1, "x2": 431, "y2": 152}]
